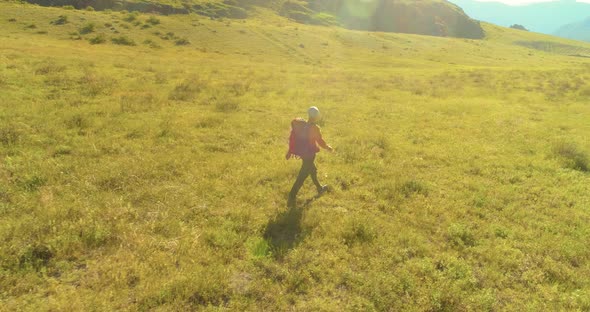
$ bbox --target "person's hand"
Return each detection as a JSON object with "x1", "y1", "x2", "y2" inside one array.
[
  {"x1": 327, "y1": 145, "x2": 334, "y2": 152},
  {"x1": 285, "y1": 152, "x2": 292, "y2": 160}
]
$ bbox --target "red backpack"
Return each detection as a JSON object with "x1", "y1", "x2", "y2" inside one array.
[{"x1": 288, "y1": 118, "x2": 311, "y2": 158}]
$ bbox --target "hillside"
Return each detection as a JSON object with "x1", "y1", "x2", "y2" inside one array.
[
  {"x1": 23, "y1": 0, "x2": 485, "y2": 38},
  {"x1": 283, "y1": 0, "x2": 485, "y2": 38},
  {"x1": 555, "y1": 17, "x2": 590, "y2": 42},
  {"x1": 2, "y1": 2, "x2": 590, "y2": 311},
  {"x1": 449, "y1": 0, "x2": 590, "y2": 35}
]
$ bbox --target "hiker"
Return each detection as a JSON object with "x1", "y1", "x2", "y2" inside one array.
[{"x1": 286, "y1": 106, "x2": 333, "y2": 207}]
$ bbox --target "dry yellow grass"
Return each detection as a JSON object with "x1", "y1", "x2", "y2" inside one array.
[{"x1": 1, "y1": 2, "x2": 590, "y2": 310}]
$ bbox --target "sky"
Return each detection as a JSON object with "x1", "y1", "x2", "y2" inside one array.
[{"x1": 476, "y1": 0, "x2": 590, "y2": 5}]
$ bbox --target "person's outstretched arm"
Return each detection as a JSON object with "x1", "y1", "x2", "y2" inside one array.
[{"x1": 313, "y1": 126, "x2": 333, "y2": 152}]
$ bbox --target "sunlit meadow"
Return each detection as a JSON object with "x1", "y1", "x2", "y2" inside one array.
[{"x1": 1, "y1": 2, "x2": 590, "y2": 310}]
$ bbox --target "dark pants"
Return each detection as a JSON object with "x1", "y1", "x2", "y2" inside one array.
[{"x1": 289, "y1": 155, "x2": 322, "y2": 201}]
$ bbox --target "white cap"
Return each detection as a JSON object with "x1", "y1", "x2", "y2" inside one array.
[{"x1": 308, "y1": 106, "x2": 320, "y2": 119}]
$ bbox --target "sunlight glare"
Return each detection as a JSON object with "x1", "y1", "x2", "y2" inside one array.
[{"x1": 343, "y1": 0, "x2": 379, "y2": 18}]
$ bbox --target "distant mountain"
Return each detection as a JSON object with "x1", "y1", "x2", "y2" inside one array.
[
  {"x1": 555, "y1": 18, "x2": 590, "y2": 42},
  {"x1": 449, "y1": 0, "x2": 590, "y2": 34}
]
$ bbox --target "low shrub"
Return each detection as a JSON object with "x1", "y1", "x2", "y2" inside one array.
[
  {"x1": 70, "y1": 33, "x2": 82, "y2": 40},
  {"x1": 195, "y1": 116, "x2": 223, "y2": 128},
  {"x1": 18, "y1": 175, "x2": 46, "y2": 192},
  {"x1": 0, "y1": 124, "x2": 24, "y2": 146},
  {"x1": 175, "y1": 38, "x2": 190, "y2": 46},
  {"x1": 225, "y1": 81, "x2": 251, "y2": 96},
  {"x1": 19, "y1": 245, "x2": 54, "y2": 270},
  {"x1": 50, "y1": 15, "x2": 68, "y2": 25},
  {"x1": 79, "y1": 23, "x2": 95, "y2": 35},
  {"x1": 553, "y1": 141, "x2": 589, "y2": 172},
  {"x1": 160, "y1": 32, "x2": 177, "y2": 40},
  {"x1": 66, "y1": 113, "x2": 91, "y2": 130},
  {"x1": 89, "y1": 34, "x2": 106, "y2": 44},
  {"x1": 111, "y1": 36, "x2": 136, "y2": 46},
  {"x1": 35, "y1": 62, "x2": 66, "y2": 75},
  {"x1": 79, "y1": 70, "x2": 115, "y2": 96},
  {"x1": 79, "y1": 222, "x2": 115, "y2": 248},
  {"x1": 123, "y1": 13, "x2": 137, "y2": 22},
  {"x1": 120, "y1": 92, "x2": 161, "y2": 113},
  {"x1": 215, "y1": 96, "x2": 239, "y2": 112},
  {"x1": 146, "y1": 16, "x2": 160, "y2": 25},
  {"x1": 53, "y1": 145, "x2": 72, "y2": 156},
  {"x1": 169, "y1": 76, "x2": 207, "y2": 101},
  {"x1": 343, "y1": 219, "x2": 377, "y2": 246},
  {"x1": 143, "y1": 39, "x2": 161, "y2": 49},
  {"x1": 399, "y1": 180, "x2": 428, "y2": 198},
  {"x1": 447, "y1": 223, "x2": 476, "y2": 247}
]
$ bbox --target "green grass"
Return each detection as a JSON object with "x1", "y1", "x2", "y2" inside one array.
[{"x1": 1, "y1": 2, "x2": 590, "y2": 310}]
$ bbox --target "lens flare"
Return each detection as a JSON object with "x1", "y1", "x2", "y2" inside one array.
[{"x1": 342, "y1": 0, "x2": 380, "y2": 19}]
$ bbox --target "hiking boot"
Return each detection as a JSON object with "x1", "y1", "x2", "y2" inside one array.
[{"x1": 317, "y1": 185, "x2": 329, "y2": 195}]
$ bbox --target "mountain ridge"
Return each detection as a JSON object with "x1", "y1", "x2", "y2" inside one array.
[
  {"x1": 22, "y1": 0, "x2": 485, "y2": 39},
  {"x1": 449, "y1": 0, "x2": 590, "y2": 34},
  {"x1": 555, "y1": 17, "x2": 590, "y2": 42}
]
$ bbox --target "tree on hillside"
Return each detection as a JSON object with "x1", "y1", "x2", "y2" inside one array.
[{"x1": 510, "y1": 24, "x2": 528, "y2": 31}]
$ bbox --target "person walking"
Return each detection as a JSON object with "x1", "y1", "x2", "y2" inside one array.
[{"x1": 286, "y1": 106, "x2": 333, "y2": 208}]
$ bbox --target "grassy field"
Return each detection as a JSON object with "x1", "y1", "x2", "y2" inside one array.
[{"x1": 1, "y1": 2, "x2": 590, "y2": 310}]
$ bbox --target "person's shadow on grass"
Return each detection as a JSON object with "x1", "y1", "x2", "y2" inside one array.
[
  {"x1": 264, "y1": 195, "x2": 320, "y2": 259},
  {"x1": 264, "y1": 205, "x2": 303, "y2": 259}
]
